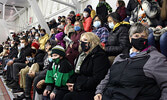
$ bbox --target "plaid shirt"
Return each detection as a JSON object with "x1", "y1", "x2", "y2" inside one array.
[{"x1": 92, "y1": 27, "x2": 109, "y2": 43}]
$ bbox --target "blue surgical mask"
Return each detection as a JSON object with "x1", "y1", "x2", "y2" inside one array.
[
  {"x1": 20, "y1": 43, "x2": 25, "y2": 48},
  {"x1": 74, "y1": 26, "x2": 81, "y2": 31},
  {"x1": 41, "y1": 33, "x2": 45, "y2": 37},
  {"x1": 26, "y1": 57, "x2": 34, "y2": 62},
  {"x1": 109, "y1": 22, "x2": 115, "y2": 29},
  {"x1": 48, "y1": 57, "x2": 53, "y2": 62},
  {"x1": 35, "y1": 36, "x2": 39, "y2": 40},
  {"x1": 93, "y1": 21, "x2": 101, "y2": 28},
  {"x1": 18, "y1": 46, "x2": 22, "y2": 50}
]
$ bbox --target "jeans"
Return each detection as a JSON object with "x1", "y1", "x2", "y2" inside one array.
[{"x1": 148, "y1": 31, "x2": 167, "y2": 57}]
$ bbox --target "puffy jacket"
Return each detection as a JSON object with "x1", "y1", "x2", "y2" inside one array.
[
  {"x1": 83, "y1": 17, "x2": 92, "y2": 32},
  {"x1": 105, "y1": 21, "x2": 131, "y2": 56},
  {"x1": 39, "y1": 33, "x2": 49, "y2": 50}
]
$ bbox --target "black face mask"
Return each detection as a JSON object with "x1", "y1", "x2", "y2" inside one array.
[
  {"x1": 81, "y1": 41, "x2": 90, "y2": 52},
  {"x1": 131, "y1": 38, "x2": 148, "y2": 51}
]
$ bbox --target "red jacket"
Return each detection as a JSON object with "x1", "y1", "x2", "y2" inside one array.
[{"x1": 83, "y1": 17, "x2": 92, "y2": 32}]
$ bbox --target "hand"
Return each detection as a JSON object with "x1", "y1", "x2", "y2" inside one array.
[
  {"x1": 50, "y1": 92, "x2": 56, "y2": 100},
  {"x1": 28, "y1": 71, "x2": 35, "y2": 78},
  {"x1": 70, "y1": 43, "x2": 73, "y2": 48},
  {"x1": 94, "y1": 94, "x2": 102, "y2": 100},
  {"x1": 25, "y1": 61, "x2": 29, "y2": 64},
  {"x1": 43, "y1": 90, "x2": 50, "y2": 96},
  {"x1": 66, "y1": 83, "x2": 74, "y2": 92},
  {"x1": 37, "y1": 80, "x2": 45, "y2": 89},
  {"x1": 156, "y1": 25, "x2": 162, "y2": 29},
  {"x1": 13, "y1": 57, "x2": 16, "y2": 60},
  {"x1": 7, "y1": 60, "x2": 13, "y2": 66}
]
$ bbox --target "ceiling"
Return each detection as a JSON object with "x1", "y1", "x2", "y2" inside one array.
[{"x1": 0, "y1": 0, "x2": 29, "y2": 21}]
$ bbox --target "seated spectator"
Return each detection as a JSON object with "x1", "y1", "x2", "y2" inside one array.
[
  {"x1": 129, "y1": 0, "x2": 160, "y2": 27},
  {"x1": 83, "y1": 8, "x2": 92, "y2": 32},
  {"x1": 50, "y1": 28, "x2": 57, "y2": 40},
  {"x1": 65, "y1": 21, "x2": 85, "y2": 66},
  {"x1": 92, "y1": 15, "x2": 109, "y2": 46},
  {"x1": 148, "y1": 0, "x2": 167, "y2": 57},
  {"x1": 43, "y1": 45, "x2": 74, "y2": 100},
  {"x1": 87, "y1": 5, "x2": 96, "y2": 19},
  {"x1": 34, "y1": 32, "x2": 40, "y2": 42},
  {"x1": 63, "y1": 32, "x2": 110, "y2": 100},
  {"x1": 105, "y1": 12, "x2": 131, "y2": 64},
  {"x1": 94, "y1": 23, "x2": 167, "y2": 100},
  {"x1": 39, "y1": 29, "x2": 49, "y2": 50},
  {"x1": 116, "y1": 0, "x2": 127, "y2": 21},
  {"x1": 64, "y1": 16, "x2": 74, "y2": 36},
  {"x1": 55, "y1": 31, "x2": 66, "y2": 49},
  {"x1": 7, "y1": 37, "x2": 31, "y2": 93}
]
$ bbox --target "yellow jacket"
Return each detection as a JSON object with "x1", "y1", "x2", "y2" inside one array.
[
  {"x1": 39, "y1": 33, "x2": 49, "y2": 50},
  {"x1": 91, "y1": 10, "x2": 96, "y2": 19}
]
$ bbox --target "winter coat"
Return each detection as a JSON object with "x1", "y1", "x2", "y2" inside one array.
[
  {"x1": 96, "y1": 46, "x2": 167, "y2": 100},
  {"x1": 91, "y1": 10, "x2": 96, "y2": 19},
  {"x1": 116, "y1": 6, "x2": 127, "y2": 21},
  {"x1": 105, "y1": 21, "x2": 131, "y2": 56},
  {"x1": 45, "y1": 58, "x2": 74, "y2": 92},
  {"x1": 66, "y1": 31, "x2": 84, "y2": 66},
  {"x1": 129, "y1": 0, "x2": 160, "y2": 27},
  {"x1": 14, "y1": 44, "x2": 31, "y2": 63},
  {"x1": 68, "y1": 45, "x2": 110, "y2": 93},
  {"x1": 83, "y1": 17, "x2": 92, "y2": 32},
  {"x1": 8, "y1": 46, "x2": 18, "y2": 59},
  {"x1": 126, "y1": 0, "x2": 138, "y2": 16},
  {"x1": 55, "y1": 32, "x2": 66, "y2": 48},
  {"x1": 39, "y1": 33, "x2": 49, "y2": 50}
]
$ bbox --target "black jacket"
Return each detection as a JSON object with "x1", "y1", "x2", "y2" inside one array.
[
  {"x1": 8, "y1": 46, "x2": 18, "y2": 59},
  {"x1": 34, "y1": 49, "x2": 46, "y2": 70},
  {"x1": 69, "y1": 45, "x2": 110, "y2": 92},
  {"x1": 105, "y1": 22, "x2": 131, "y2": 56},
  {"x1": 14, "y1": 44, "x2": 31, "y2": 63},
  {"x1": 126, "y1": 0, "x2": 138, "y2": 16}
]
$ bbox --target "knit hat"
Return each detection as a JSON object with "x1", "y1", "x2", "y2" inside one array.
[
  {"x1": 69, "y1": 11, "x2": 75, "y2": 15},
  {"x1": 51, "y1": 45, "x2": 65, "y2": 57},
  {"x1": 31, "y1": 42, "x2": 40, "y2": 50},
  {"x1": 84, "y1": 8, "x2": 91, "y2": 15}
]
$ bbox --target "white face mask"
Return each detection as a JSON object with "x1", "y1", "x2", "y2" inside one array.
[
  {"x1": 11, "y1": 44, "x2": 14, "y2": 47},
  {"x1": 83, "y1": 12, "x2": 88, "y2": 18},
  {"x1": 20, "y1": 43, "x2": 25, "y2": 48}
]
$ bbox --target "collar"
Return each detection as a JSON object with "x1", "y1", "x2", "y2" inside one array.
[{"x1": 113, "y1": 21, "x2": 129, "y2": 31}]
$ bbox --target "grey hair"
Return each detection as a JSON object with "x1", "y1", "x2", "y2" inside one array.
[{"x1": 129, "y1": 23, "x2": 149, "y2": 37}]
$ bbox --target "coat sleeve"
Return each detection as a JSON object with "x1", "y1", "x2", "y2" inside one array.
[
  {"x1": 95, "y1": 69, "x2": 110, "y2": 94},
  {"x1": 84, "y1": 17, "x2": 92, "y2": 32},
  {"x1": 141, "y1": 0, "x2": 159, "y2": 18},
  {"x1": 144, "y1": 51, "x2": 167, "y2": 100},
  {"x1": 100, "y1": 28, "x2": 109, "y2": 43}
]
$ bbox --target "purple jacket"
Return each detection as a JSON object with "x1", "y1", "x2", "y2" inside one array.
[{"x1": 55, "y1": 32, "x2": 66, "y2": 48}]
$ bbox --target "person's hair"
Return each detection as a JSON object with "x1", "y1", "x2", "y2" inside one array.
[
  {"x1": 92, "y1": 15, "x2": 104, "y2": 27},
  {"x1": 107, "y1": 12, "x2": 121, "y2": 23},
  {"x1": 51, "y1": 28, "x2": 57, "y2": 33},
  {"x1": 74, "y1": 21, "x2": 84, "y2": 31},
  {"x1": 35, "y1": 32, "x2": 40, "y2": 36},
  {"x1": 40, "y1": 29, "x2": 46, "y2": 33},
  {"x1": 79, "y1": 32, "x2": 101, "y2": 52},
  {"x1": 129, "y1": 23, "x2": 149, "y2": 37},
  {"x1": 20, "y1": 36, "x2": 28, "y2": 43},
  {"x1": 117, "y1": 0, "x2": 125, "y2": 7},
  {"x1": 160, "y1": 0, "x2": 167, "y2": 20}
]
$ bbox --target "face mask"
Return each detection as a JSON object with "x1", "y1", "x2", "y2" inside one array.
[
  {"x1": 93, "y1": 21, "x2": 101, "y2": 28},
  {"x1": 11, "y1": 44, "x2": 14, "y2": 47},
  {"x1": 83, "y1": 12, "x2": 88, "y2": 18},
  {"x1": 109, "y1": 22, "x2": 114, "y2": 29},
  {"x1": 26, "y1": 57, "x2": 33, "y2": 62},
  {"x1": 81, "y1": 41, "x2": 90, "y2": 52},
  {"x1": 18, "y1": 46, "x2": 22, "y2": 50},
  {"x1": 20, "y1": 43, "x2": 25, "y2": 48},
  {"x1": 35, "y1": 36, "x2": 39, "y2": 40},
  {"x1": 41, "y1": 33, "x2": 45, "y2": 37},
  {"x1": 74, "y1": 26, "x2": 81, "y2": 31},
  {"x1": 53, "y1": 58, "x2": 60, "y2": 64},
  {"x1": 48, "y1": 57, "x2": 53, "y2": 62},
  {"x1": 131, "y1": 38, "x2": 148, "y2": 51}
]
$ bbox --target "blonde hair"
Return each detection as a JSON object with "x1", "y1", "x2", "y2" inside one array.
[
  {"x1": 79, "y1": 32, "x2": 101, "y2": 52},
  {"x1": 161, "y1": 0, "x2": 167, "y2": 20}
]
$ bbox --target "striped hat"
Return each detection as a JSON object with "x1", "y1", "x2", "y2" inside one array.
[{"x1": 51, "y1": 45, "x2": 65, "y2": 57}]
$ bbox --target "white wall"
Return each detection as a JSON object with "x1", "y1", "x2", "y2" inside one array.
[{"x1": 14, "y1": 0, "x2": 130, "y2": 32}]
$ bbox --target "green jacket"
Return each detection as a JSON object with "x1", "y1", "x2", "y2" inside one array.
[{"x1": 45, "y1": 58, "x2": 74, "y2": 87}]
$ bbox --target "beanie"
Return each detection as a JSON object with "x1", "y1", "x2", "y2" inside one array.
[
  {"x1": 51, "y1": 45, "x2": 65, "y2": 57},
  {"x1": 84, "y1": 8, "x2": 91, "y2": 15},
  {"x1": 31, "y1": 42, "x2": 40, "y2": 50}
]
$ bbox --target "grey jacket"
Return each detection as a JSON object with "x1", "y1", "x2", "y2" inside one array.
[{"x1": 96, "y1": 46, "x2": 167, "y2": 100}]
